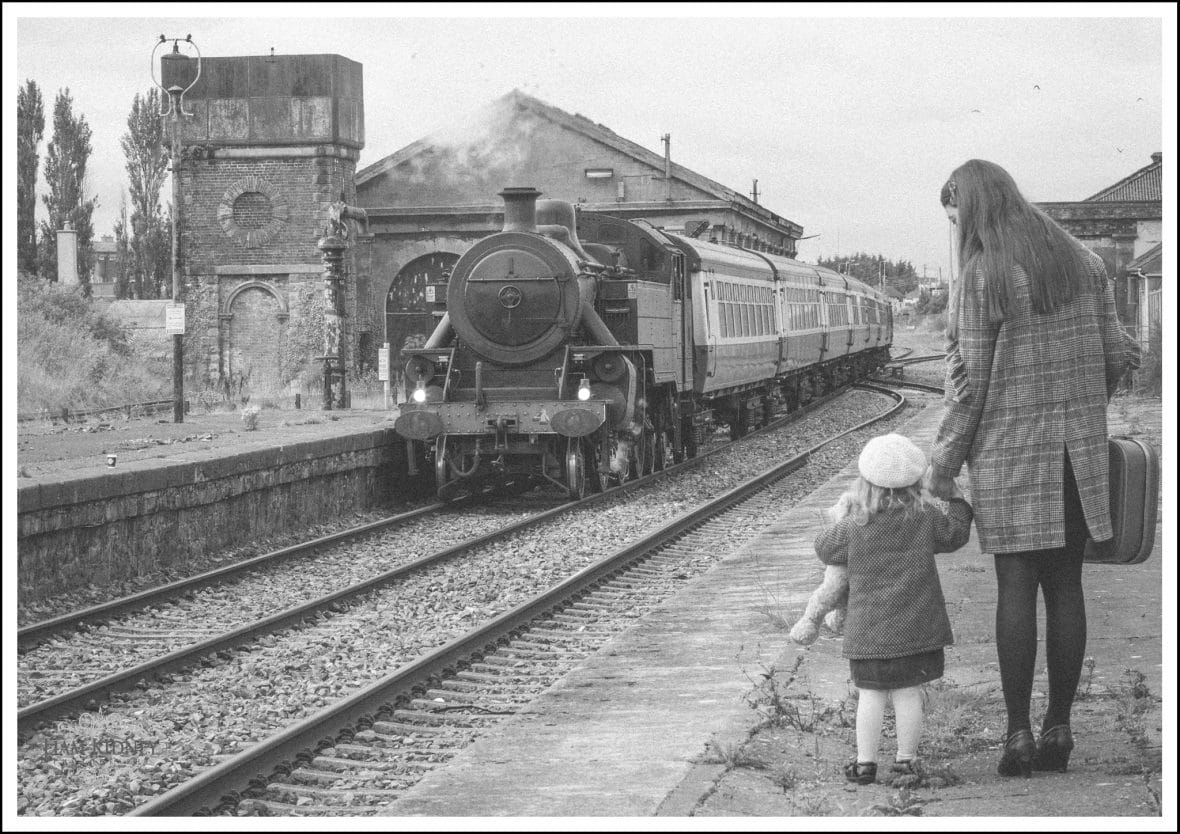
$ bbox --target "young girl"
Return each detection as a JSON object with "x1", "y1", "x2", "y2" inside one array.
[{"x1": 815, "y1": 433, "x2": 973, "y2": 784}]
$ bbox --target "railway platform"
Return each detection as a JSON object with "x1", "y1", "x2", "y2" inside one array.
[{"x1": 383, "y1": 402, "x2": 1167, "y2": 820}]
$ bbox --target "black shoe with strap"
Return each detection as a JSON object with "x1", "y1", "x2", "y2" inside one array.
[
  {"x1": 997, "y1": 728, "x2": 1035, "y2": 778},
  {"x1": 1033, "y1": 724, "x2": 1074, "y2": 772},
  {"x1": 844, "y1": 760, "x2": 877, "y2": 785}
]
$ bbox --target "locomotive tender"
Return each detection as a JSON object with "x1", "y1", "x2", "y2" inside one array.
[{"x1": 395, "y1": 186, "x2": 892, "y2": 499}]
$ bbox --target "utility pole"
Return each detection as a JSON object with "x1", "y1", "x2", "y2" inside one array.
[
  {"x1": 154, "y1": 35, "x2": 201, "y2": 423},
  {"x1": 661, "y1": 133, "x2": 672, "y2": 202}
]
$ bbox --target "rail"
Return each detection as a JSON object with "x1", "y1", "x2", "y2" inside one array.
[{"x1": 129, "y1": 385, "x2": 906, "y2": 815}]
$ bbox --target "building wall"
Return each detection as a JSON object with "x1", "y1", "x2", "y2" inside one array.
[
  {"x1": 164, "y1": 53, "x2": 365, "y2": 394},
  {"x1": 1037, "y1": 200, "x2": 1161, "y2": 327}
]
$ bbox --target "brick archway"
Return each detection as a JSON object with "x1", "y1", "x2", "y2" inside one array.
[{"x1": 220, "y1": 282, "x2": 288, "y2": 392}]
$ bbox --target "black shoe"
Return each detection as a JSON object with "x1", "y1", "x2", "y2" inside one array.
[
  {"x1": 844, "y1": 760, "x2": 877, "y2": 785},
  {"x1": 998, "y1": 729, "x2": 1035, "y2": 778},
  {"x1": 1033, "y1": 725, "x2": 1074, "y2": 772},
  {"x1": 890, "y1": 758, "x2": 919, "y2": 776}
]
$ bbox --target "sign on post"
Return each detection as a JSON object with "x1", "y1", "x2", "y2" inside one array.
[
  {"x1": 378, "y1": 343, "x2": 390, "y2": 381},
  {"x1": 380, "y1": 342, "x2": 391, "y2": 410},
  {"x1": 165, "y1": 303, "x2": 186, "y2": 335}
]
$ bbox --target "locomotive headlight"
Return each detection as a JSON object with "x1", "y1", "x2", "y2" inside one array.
[
  {"x1": 412, "y1": 379, "x2": 428, "y2": 403},
  {"x1": 577, "y1": 378, "x2": 592, "y2": 401}
]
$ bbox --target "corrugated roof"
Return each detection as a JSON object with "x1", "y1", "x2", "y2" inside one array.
[{"x1": 1085, "y1": 153, "x2": 1162, "y2": 202}]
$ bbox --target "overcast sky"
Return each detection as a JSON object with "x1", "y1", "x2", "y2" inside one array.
[{"x1": 8, "y1": 3, "x2": 1173, "y2": 277}]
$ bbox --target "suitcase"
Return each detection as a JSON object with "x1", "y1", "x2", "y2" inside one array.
[{"x1": 1084, "y1": 437, "x2": 1160, "y2": 565}]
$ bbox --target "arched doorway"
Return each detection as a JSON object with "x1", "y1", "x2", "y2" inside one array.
[
  {"x1": 224, "y1": 285, "x2": 285, "y2": 395},
  {"x1": 386, "y1": 252, "x2": 459, "y2": 378}
]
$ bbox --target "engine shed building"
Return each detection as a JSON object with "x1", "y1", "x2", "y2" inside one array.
[
  {"x1": 354, "y1": 90, "x2": 805, "y2": 377},
  {"x1": 1036, "y1": 152, "x2": 1162, "y2": 345}
]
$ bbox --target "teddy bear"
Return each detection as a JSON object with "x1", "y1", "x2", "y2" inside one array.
[
  {"x1": 788, "y1": 492, "x2": 852, "y2": 645},
  {"x1": 788, "y1": 564, "x2": 848, "y2": 645}
]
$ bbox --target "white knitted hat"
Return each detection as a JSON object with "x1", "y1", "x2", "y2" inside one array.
[{"x1": 858, "y1": 433, "x2": 927, "y2": 489}]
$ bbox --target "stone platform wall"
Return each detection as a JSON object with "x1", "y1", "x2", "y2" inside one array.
[{"x1": 17, "y1": 428, "x2": 410, "y2": 601}]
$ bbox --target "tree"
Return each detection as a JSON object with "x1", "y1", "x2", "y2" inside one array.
[
  {"x1": 38, "y1": 88, "x2": 97, "y2": 295},
  {"x1": 18, "y1": 80, "x2": 45, "y2": 276},
  {"x1": 113, "y1": 195, "x2": 132, "y2": 299},
  {"x1": 817, "y1": 252, "x2": 920, "y2": 296},
  {"x1": 120, "y1": 89, "x2": 171, "y2": 299}
]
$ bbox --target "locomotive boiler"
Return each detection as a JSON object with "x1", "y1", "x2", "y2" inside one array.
[{"x1": 395, "y1": 186, "x2": 892, "y2": 499}]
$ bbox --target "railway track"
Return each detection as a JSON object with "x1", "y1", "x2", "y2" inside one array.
[
  {"x1": 122, "y1": 383, "x2": 908, "y2": 816},
  {"x1": 17, "y1": 381, "x2": 877, "y2": 735}
]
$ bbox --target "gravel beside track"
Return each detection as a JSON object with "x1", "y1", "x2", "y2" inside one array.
[
  {"x1": 18, "y1": 388, "x2": 932, "y2": 817},
  {"x1": 16, "y1": 504, "x2": 538, "y2": 708},
  {"x1": 17, "y1": 509, "x2": 405, "y2": 627}
]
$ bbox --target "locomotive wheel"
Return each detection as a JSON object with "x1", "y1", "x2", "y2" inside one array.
[
  {"x1": 565, "y1": 438, "x2": 586, "y2": 500},
  {"x1": 434, "y1": 437, "x2": 451, "y2": 496},
  {"x1": 597, "y1": 435, "x2": 621, "y2": 491},
  {"x1": 634, "y1": 422, "x2": 658, "y2": 478},
  {"x1": 651, "y1": 410, "x2": 668, "y2": 472}
]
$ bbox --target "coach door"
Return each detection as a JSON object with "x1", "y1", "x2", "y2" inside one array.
[{"x1": 671, "y1": 252, "x2": 692, "y2": 387}]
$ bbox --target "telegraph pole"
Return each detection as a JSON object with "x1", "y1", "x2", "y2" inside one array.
[{"x1": 154, "y1": 35, "x2": 201, "y2": 422}]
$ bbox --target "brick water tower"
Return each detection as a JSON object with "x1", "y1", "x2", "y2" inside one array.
[{"x1": 161, "y1": 52, "x2": 365, "y2": 394}]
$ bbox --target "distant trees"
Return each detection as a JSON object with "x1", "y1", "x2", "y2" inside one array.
[
  {"x1": 817, "y1": 253, "x2": 921, "y2": 298},
  {"x1": 113, "y1": 196, "x2": 133, "y2": 300},
  {"x1": 38, "y1": 88, "x2": 97, "y2": 295},
  {"x1": 120, "y1": 89, "x2": 171, "y2": 299},
  {"x1": 18, "y1": 80, "x2": 45, "y2": 277}
]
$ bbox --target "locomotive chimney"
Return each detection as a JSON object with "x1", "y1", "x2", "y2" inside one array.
[{"x1": 499, "y1": 186, "x2": 542, "y2": 233}]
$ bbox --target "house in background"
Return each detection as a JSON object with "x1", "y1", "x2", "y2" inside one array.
[
  {"x1": 89, "y1": 235, "x2": 122, "y2": 300},
  {"x1": 1036, "y1": 152, "x2": 1162, "y2": 344}
]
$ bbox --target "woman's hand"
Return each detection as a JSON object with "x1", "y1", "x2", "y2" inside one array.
[{"x1": 926, "y1": 470, "x2": 958, "y2": 500}]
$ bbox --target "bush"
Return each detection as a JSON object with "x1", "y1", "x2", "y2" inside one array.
[{"x1": 17, "y1": 275, "x2": 167, "y2": 415}]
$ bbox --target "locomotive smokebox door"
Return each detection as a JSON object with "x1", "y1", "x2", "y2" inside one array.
[{"x1": 446, "y1": 232, "x2": 584, "y2": 365}]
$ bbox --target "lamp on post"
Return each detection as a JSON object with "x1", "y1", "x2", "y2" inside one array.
[{"x1": 153, "y1": 34, "x2": 201, "y2": 423}]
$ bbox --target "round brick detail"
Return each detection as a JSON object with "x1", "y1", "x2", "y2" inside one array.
[
  {"x1": 231, "y1": 192, "x2": 273, "y2": 229},
  {"x1": 218, "y1": 176, "x2": 290, "y2": 248}
]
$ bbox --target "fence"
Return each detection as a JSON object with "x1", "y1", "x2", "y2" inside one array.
[{"x1": 17, "y1": 398, "x2": 186, "y2": 424}]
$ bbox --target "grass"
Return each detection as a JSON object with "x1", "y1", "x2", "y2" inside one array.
[
  {"x1": 17, "y1": 277, "x2": 169, "y2": 415},
  {"x1": 742, "y1": 656, "x2": 854, "y2": 733}
]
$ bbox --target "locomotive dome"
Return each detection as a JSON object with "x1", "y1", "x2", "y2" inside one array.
[{"x1": 445, "y1": 188, "x2": 589, "y2": 366}]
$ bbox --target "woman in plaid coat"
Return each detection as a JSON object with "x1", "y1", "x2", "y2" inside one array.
[{"x1": 927, "y1": 159, "x2": 1140, "y2": 778}]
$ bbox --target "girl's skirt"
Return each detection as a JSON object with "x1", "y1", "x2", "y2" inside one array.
[{"x1": 850, "y1": 648, "x2": 944, "y2": 690}]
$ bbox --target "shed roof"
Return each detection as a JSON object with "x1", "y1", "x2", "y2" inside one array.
[
  {"x1": 1126, "y1": 243, "x2": 1162, "y2": 276},
  {"x1": 1085, "y1": 152, "x2": 1162, "y2": 202},
  {"x1": 357, "y1": 90, "x2": 792, "y2": 229}
]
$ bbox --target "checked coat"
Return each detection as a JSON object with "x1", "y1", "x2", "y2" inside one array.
[{"x1": 930, "y1": 251, "x2": 1140, "y2": 554}]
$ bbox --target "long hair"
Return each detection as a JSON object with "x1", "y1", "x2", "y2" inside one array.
[
  {"x1": 829, "y1": 475, "x2": 935, "y2": 527},
  {"x1": 941, "y1": 159, "x2": 1097, "y2": 330}
]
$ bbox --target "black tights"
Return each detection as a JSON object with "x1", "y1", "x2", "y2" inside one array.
[{"x1": 993, "y1": 456, "x2": 1088, "y2": 737}]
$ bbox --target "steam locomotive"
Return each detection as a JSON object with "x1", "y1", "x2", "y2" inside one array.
[{"x1": 395, "y1": 187, "x2": 892, "y2": 499}]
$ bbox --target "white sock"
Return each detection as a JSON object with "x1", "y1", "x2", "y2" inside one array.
[
  {"x1": 892, "y1": 686, "x2": 924, "y2": 761},
  {"x1": 855, "y1": 688, "x2": 888, "y2": 763}
]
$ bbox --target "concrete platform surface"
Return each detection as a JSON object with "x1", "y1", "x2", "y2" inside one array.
[{"x1": 381, "y1": 403, "x2": 1170, "y2": 824}]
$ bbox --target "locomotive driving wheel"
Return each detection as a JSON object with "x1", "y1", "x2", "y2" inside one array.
[
  {"x1": 434, "y1": 436, "x2": 454, "y2": 499},
  {"x1": 565, "y1": 437, "x2": 586, "y2": 500},
  {"x1": 595, "y1": 434, "x2": 621, "y2": 491}
]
